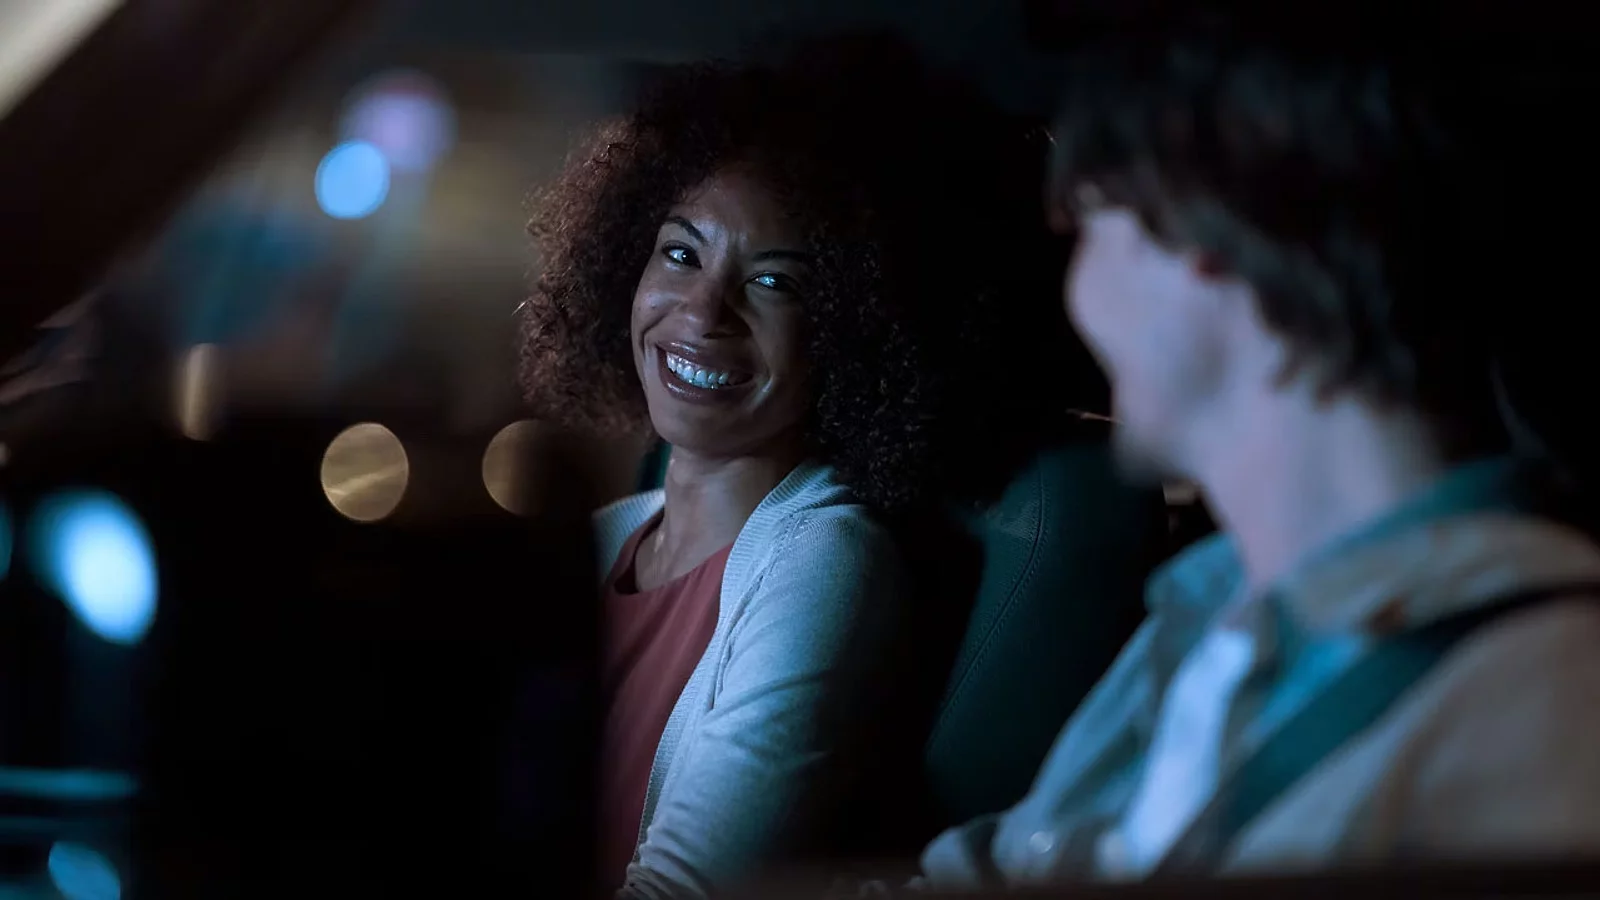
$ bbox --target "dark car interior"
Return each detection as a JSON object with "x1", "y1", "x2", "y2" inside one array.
[{"x1": 3, "y1": 1, "x2": 1599, "y2": 897}]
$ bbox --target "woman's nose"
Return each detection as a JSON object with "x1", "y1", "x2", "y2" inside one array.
[{"x1": 677, "y1": 279, "x2": 740, "y2": 335}]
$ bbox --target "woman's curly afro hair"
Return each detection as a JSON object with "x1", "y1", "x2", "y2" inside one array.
[{"x1": 520, "y1": 34, "x2": 1092, "y2": 512}]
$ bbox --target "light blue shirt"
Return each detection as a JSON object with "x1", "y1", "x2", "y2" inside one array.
[{"x1": 920, "y1": 456, "x2": 1596, "y2": 887}]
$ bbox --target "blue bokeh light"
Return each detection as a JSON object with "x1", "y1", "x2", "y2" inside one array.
[
  {"x1": 314, "y1": 140, "x2": 390, "y2": 220},
  {"x1": 47, "y1": 841, "x2": 122, "y2": 900},
  {"x1": 29, "y1": 491, "x2": 158, "y2": 646}
]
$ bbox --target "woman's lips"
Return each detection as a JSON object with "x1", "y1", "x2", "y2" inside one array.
[{"x1": 654, "y1": 347, "x2": 755, "y2": 404}]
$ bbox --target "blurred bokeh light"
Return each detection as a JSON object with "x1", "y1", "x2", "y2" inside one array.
[
  {"x1": 174, "y1": 343, "x2": 222, "y2": 441},
  {"x1": 320, "y1": 422, "x2": 409, "y2": 522},
  {"x1": 482, "y1": 419, "x2": 541, "y2": 515},
  {"x1": 47, "y1": 840, "x2": 121, "y2": 900},
  {"x1": 342, "y1": 69, "x2": 456, "y2": 175},
  {"x1": 28, "y1": 490, "x2": 159, "y2": 646},
  {"x1": 314, "y1": 140, "x2": 390, "y2": 219}
]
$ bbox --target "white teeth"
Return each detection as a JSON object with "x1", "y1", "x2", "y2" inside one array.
[{"x1": 665, "y1": 352, "x2": 742, "y2": 389}]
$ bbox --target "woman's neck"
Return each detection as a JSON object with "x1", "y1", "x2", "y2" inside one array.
[{"x1": 637, "y1": 445, "x2": 803, "y2": 589}]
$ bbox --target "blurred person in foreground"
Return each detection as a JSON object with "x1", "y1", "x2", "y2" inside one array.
[
  {"x1": 912, "y1": 11, "x2": 1600, "y2": 889},
  {"x1": 519, "y1": 35, "x2": 1073, "y2": 899},
  {"x1": 0, "y1": 204, "x2": 386, "y2": 446}
]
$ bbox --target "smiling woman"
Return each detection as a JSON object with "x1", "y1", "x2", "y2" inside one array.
[
  {"x1": 518, "y1": 33, "x2": 1069, "y2": 899},
  {"x1": 522, "y1": 35, "x2": 1072, "y2": 514}
]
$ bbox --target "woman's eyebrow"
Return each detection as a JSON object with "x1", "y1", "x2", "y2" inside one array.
[{"x1": 662, "y1": 215, "x2": 708, "y2": 244}]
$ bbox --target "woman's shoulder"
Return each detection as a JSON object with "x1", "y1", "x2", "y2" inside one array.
[
  {"x1": 728, "y1": 463, "x2": 901, "y2": 611},
  {"x1": 742, "y1": 461, "x2": 893, "y2": 555},
  {"x1": 771, "y1": 501, "x2": 897, "y2": 558},
  {"x1": 757, "y1": 459, "x2": 858, "y2": 513},
  {"x1": 725, "y1": 470, "x2": 906, "y2": 666}
]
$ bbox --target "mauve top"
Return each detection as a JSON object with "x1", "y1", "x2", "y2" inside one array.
[{"x1": 599, "y1": 513, "x2": 732, "y2": 891}]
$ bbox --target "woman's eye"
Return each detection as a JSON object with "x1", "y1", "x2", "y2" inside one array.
[
  {"x1": 751, "y1": 273, "x2": 797, "y2": 294},
  {"x1": 662, "y1": 245, "x2": 695, "y2": 266}
]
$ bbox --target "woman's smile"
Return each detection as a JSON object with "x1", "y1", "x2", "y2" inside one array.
[{"x1": 653, "y1": 342, "x2": 757, "y2": 405}]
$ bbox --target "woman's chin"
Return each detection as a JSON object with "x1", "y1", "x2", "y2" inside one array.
[
  {"x1": 646, "y1": 415, "x2": 721, "y2": 455},
  {"x1": 645, "y1": 416, "x2": 801, "y2": 466}
]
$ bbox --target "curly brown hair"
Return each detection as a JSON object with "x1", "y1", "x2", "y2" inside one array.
[{"x1": 520, "y1": 35, "x2": 1089, "y2": 512}]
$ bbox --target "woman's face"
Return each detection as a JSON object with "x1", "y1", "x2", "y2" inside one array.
[{"x1": 631, "y1": 169, "x2": 813, "y2": 460}]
